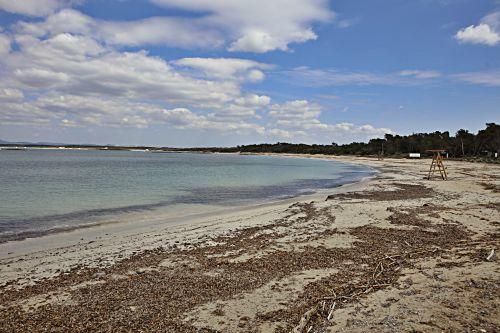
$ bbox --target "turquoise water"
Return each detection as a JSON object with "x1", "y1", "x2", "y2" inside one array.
[{"x1": 0, "y1": 150, "x2": 375, "y2": 242}]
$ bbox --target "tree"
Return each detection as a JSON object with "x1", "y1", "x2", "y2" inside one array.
[
  {"x1": 477, "y1": 123, "x2": 500, "y2": 154},
  {"x1": 455, "y1": 129, "x2": 474, "y2": 157}
]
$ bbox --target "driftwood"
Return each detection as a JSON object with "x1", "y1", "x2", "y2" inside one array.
[
  {"x1": 327, "y1": 302, "x2": 336, "y2": 321},
  {"x1": 293, "y1": 247, "x2": 448, "y2": 332},
  {"x1": 292, "y1": 305, "x2": 318, "y2": 333},
  {"x1": 358, "y1": 283, "x2": 391, "y2": 288},
  {"x1": 486, "y1": 249, "x2": 495, "y2": 261}
]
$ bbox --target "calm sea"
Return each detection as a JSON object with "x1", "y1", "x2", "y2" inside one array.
[{"x1": 0, "y1": 149, "x2": 375, "y2": 242}]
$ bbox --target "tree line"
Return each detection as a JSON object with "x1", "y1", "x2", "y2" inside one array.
[{"x1": 188, "y1": 123, "x2": 500, "y2": 158}]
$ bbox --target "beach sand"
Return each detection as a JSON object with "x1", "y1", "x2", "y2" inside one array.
[{"x1": 0, "y1": 156, "x2": 499, "y2": 332}]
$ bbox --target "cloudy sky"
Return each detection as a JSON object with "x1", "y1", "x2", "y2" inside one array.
[{"x1": 0, "y1": 0, "x2": 499, "y2": 146}]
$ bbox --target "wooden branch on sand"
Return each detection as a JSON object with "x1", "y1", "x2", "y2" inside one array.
[
  {"x1": 295, "y1": 246, "x2": 446, "y2": 332},
  {"x1": 486, "y1": 249, "x2": 495, "y2": 261},
  {"x1": 292, "y1": 305, "x2": 318, "y2": 333},
  {"x1": 327, "y1": 302, "x2": 336, "y2": 321}
]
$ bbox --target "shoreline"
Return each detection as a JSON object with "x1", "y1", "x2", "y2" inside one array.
[
  {"x1": 1, "y1": 156, "x2": 498, "y2": 332},
  {"x1": 0, "y1": 153, "x2": 376, "y2": 246},
  {"x1": 0, "y1": 160, "x2": 376, "y2": 286}
]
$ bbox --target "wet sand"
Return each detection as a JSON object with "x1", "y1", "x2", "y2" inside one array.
[{"x1": 0, "y1": 156, "x2": 499, "y2": 332}]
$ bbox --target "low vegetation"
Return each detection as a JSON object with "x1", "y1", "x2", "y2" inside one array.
[{"x1": 202, "y1": 123, "x2": 500, "y2": 158}]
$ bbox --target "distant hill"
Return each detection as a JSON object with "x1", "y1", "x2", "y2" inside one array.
[
  {"x1": 0, "y1": 139, "x2": 78, "y2": 146},
  {"x1": 0, "y1": 139, "x2": 34, "y2": 145}
]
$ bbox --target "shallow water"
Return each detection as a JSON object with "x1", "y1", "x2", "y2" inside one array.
[{"x1": 0, "y1": 149, "x2": 375, "y2": 242}]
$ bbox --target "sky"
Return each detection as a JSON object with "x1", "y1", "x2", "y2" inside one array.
[{"x1": 0, "y1": 0, "x2": 499, "y2": 147}]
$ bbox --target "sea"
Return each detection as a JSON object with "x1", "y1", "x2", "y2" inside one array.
[{"x1": 0, "y1": 149, "x2": 376, "y2": 243}]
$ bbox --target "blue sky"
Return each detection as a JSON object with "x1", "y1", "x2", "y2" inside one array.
[{"x1": 0, "y1": 0, "x2": 499, "y2": 146}]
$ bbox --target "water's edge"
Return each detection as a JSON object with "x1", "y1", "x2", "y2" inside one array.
[{"x1": 0, "y1": 153, "x2": 377, "y2": 244}]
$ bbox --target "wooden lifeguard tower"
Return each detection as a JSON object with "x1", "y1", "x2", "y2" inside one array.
[{"x1": 427, "y1": 150, "x2": 447, "y2": 180}]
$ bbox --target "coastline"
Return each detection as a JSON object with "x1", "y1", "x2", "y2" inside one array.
[
  {"x1": 0, "y1": 152, "x2": 375, "y2": 246},
  {"x1": 0, "y1": 155, "x2": 376, "y2": 285},
  {"x1": 1, "y1": 155, "x2": 499, "y2": 332},
  {"x1": 0, "y1": 150, "x2": 374, "y2": 245}
]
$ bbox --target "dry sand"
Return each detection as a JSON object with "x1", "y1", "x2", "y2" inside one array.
[{"x1": 0, "y1": 156, "x2": 499, "y2": 332}]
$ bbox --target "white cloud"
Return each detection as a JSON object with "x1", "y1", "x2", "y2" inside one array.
[
  {"x1": 455, "y1": 11, "x2": 500, "y2": 46},
  {"x1": 235, "y1": 94, "x2": 271, "y2": 108},
  {"x1": 0, "y1": 88, "x2": 23, "y2": 102},
  {"x1": 158, "y1": 108, "x2": 202, "y2": 127},
  {"x1": 247, "y1": 69, "x2": 265, "y2": 82},
  {"x1": 286, "y1": 66, "x2": 500, "y2": 89},
  {"x1": 14, "y1": 68, "x2": 71, "y2": 88},
  {"x1": 0, "y1": 90, "x2": 267, "y2": 134},
  {"x1": 99, "y1": 17, "x2": 224, "y2": 49},
  {"x1": 160, "y1": 108, "x2": 265, "y2": 134},
  {"x1": 452, "y1": 70, "x2": 500, "y2": 86},
  {"x1": 269, "y1": 100, "x2": 328, "y2": 133},
  {"x1": 269, "y1": 100, "x2": 322, "y2": 122},
  {"x1": 206, "y1": 93, "x2": 271, "y2": 121},
  {"x1": 14, "y1": 1, "x2": 333, "y2": 53},
  {"x1": 0, "y1": 27, "x2": 272, "y2": 134},
  {"x1": 9, "y1": 0, "x2": 334, "y2": 53},
  {"x1": 35, "y1": 94, "x2": 158, "y2": 128},
  {"x1": 283, "y1": 67, "x2": 392, "y2": 86},
  {"x1": 0, "y1": 33, "x2": 10, "y2": 55},
  {"x1": 15, "y1": 8, "x2": 93, "y2": 37},
  {"x1": 266, "y1": 100, "x2": 392, "y2": 143},
  {"x1": 0, "y1": 99, "x2": 56, "y2": 126},
  {"x1": 0, "y1": 0, "x2": 80, "y2": 17},
  {"x1": 228, "y1": 28, "x2": 317, "y2": 53},
  {"x1": 399, "y1": 69, "x2": 442, "y2": 79},
  {"x1": 336, "y1": 17, "x2": 360, "y2": 29},
  {"x1": 151, "y1": 0, "x2": 334, "y2": 52},
  {"x1": 172, "y1": 57, "x2": 271, "y2": 82},
  {"x1": 283, "y1": 67, "x2": 442, "y2": 87},
  {"x1": 483, "y1": 11, "x2": 500, "y2": 30},
  {"x1": 456, "y1": 24, "x2": 500, "y2": 46},
  {"x1": 267, "y1": 128, "x2": 296, "y2": 140},
  {"x1": 13, "y1": 9, "x2": 223, "y2": 49},
  {"x1": 4, "y1": 33, "x2": 241, "y2": 106}
]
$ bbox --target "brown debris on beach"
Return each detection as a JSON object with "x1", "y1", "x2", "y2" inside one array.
[{"x1": 0, "y1": 157, "x2": 499, "y2": 332}]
